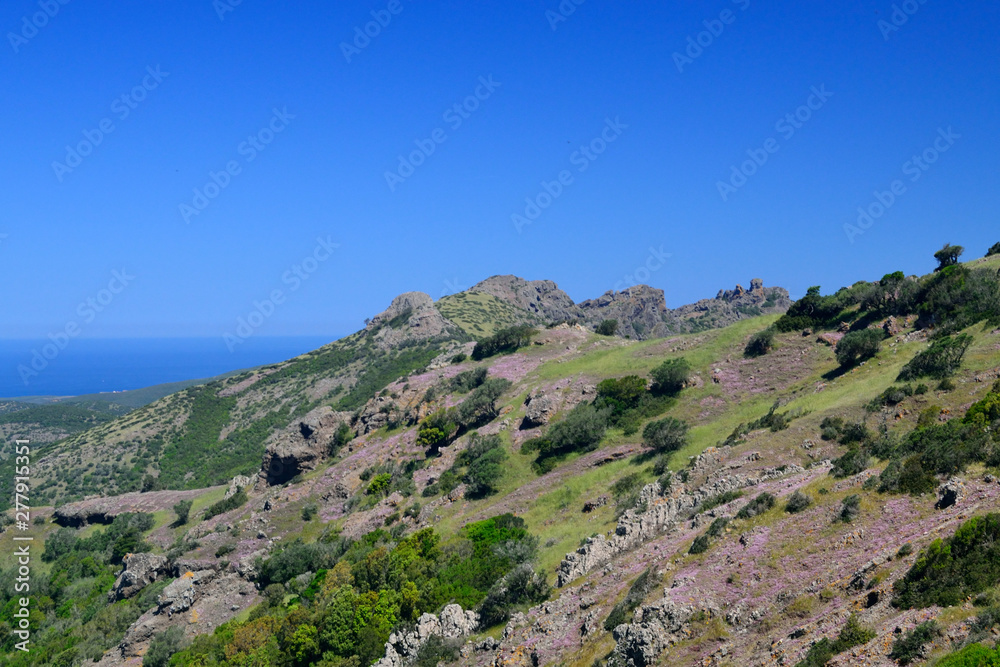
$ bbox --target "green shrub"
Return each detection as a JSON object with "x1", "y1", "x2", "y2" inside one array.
[
  {"x1": 366, "y1": 473, "x2": 392, "y2": 496},
  {"x1": 301, "y1": 504, "x2": 318, "y2": 521},
  {"x1": 450, "y1": 352, "x2": 468, "y2": 364},
  {"x1": 642, "y1": 417, "x2": 689, "y2": 456},
  {"x1": 415, "y1": 635, "x2": 462, "y2": 667},
  {"x1": 650, "y1": 358, "x2": 690, "y2": 396},
  {"x1": 837, "y1": 495, "x2": 861, "y2": 523},
  {"x1": 458, "y1": 434, "x2": 508, "y2": 499},
  {"x1": 203, "y1": 489, "x2": 249, "y2": 520},
  {"x1": 456, "y1": 378, "x2": 513, "y2": 428},
  {"x1": 449, "y1": 367, "x2": 487, "y2": 393},
  {"x1": 876, "y1": 456, "x2": 937, "y2": 495},
  {"x1": 689, "y1": 535, "x2": 710, "y2": 554},
  {"x1": 785, "y1": 491, "x2": 812, "y2": 513},
  {"x1": 894, "y1": 513, "x2": 1000, "y2": 609},
  {"x1": 172, "y1": 499, "x2": 192, "y2": 526},
  {"x1": 143, "y1": 626, "x2": 186, "y2": 667},
  {"x1": 889, "y1": 621, "x2": 941, "y2": 665},
  {"x1": 471, "y1": 325, "x2": 537, "y2": 360},
  {"x1": 831, "y1": 448, "x2": 870, "y2": 478},
  {"x1": 898, "y1": 334, "x2": 973, "y2": 381},
  {"x1": 707, "y1": 517, "x2": 730, "y2": 537},
  {"x1": 744, "y1": 328, "x2": 776, "y2": 357},
  {"x1": 603, "y1": 568, "x2": 656, "y2": 631},
  {"x1": 596, "y1": 319, "x2": 619, "y2": 336},
  {"x1": 988, "y1": 242, "x2": 1000, "y2": 257},
  {"x1": 700, "y1": 490, "x2": 743, "y2": 512},
  {"x1": 836, "y1": 329, "x2": 884, "y2": 367},
  {"x1": 867, "y1": 384, "x2": 914, "y2": 411},
  {"x1": 215, "y1": 543, "x2": 235, "y2": 558},
  {"x1": 477, "y1": 563, "x2": 550, "y2": 627},
  {"x1": 528, "y1": 402, "x2": 610, "y2": 472},
  {"x1": 793, "y1": 614, "x2": 875, "y2": 667},
  {"x1": 935, "y1": 644, "x2": 1000, "y2": 667},
  {"x1": 736, "y1": 493, "x2": 775, "y2": 520}
]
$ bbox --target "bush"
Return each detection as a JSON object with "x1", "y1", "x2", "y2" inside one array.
[
  {"x1": 744, "y1": 328, "x2": 776, "y2": 357},
  {"x1": 459, "y1": 433, "x2": 508, "y2": 499},
  {"x1": 472, "y1": 325, "x2": 536, "y2": 360},
  {"x1": 301, "y1": 504, "x2": 318, "y2": 521},
  {"x1": 689, "y1": 535, "x2": 710, "y2": 554},
  {"x1": 793, "y1": 615, "x2": 875, "y2": 667},
  {"x1": 650, "y1": 358, "x2": 690, "y2": 396},
  {"x1": 143, "y1": 626, "x2": 186, "y2": 667},
  {"x1": 203, "y1": 489, "x2": 248, "y2": 520},
  {"x1": 988, "y1": 242, "x2": 1000, "y2": 257},
  {"x1": 889, "y1": 621, "x2": 941, "y2": 665},
  {"x1": 450, "y1": 352, "x2": 467, "y2": 364},
  {"x1": 331, "y1": 422, "x2": 354, "y2": 454},
  {"x1": 700, "y1": 490, "x2": 743, "y2": 512},
  {"x1": 449, "y1": 367, "x2": 487, "y2": 393},
  {"x1": 172, "y1": 499, "x2": 192, "y2": 526},
  {"x1": 706, "y1": 517, "x2": 730, "y2": 537},
  {"x1": 836, "y1": 329, "x2": 884, "y2": 367},
  {"x1": 894, "y1": 513, "x2": 1000, "y2": 609},
  {"x1": 867, "y1": 384, "x2": 914, "y2": 411},
  {"x1": 456, "y1": 378, "x2": 513, "y2": 428},
  {"x1": 736, "y1": 493, "x2": 775, "y2": 520},
  {"x1": 831, "y1": 448, "x2": 870, "y2": 478},
  {"x1": 935, "y1": 644, "x2": 1000, "y2": 667},
  {"x1": 477, "y1": 563, "x2": 550, "y2": 627},
  {"x1": 415, "y1": 635, "x2": 462, "y2": 667},
  {"x1": 837, "y1": 495, "x2": 861, "y2": 523},
  {"x1": 603, "y1": 568, "x2": 656, "y2": 631},
  {"x1": 642, "y1": 417, "x2": 689, "y2": 456},
  {"x1": 596, "y1": 319, "x2": 619, "y2": 336},
  {"x1": 898, "y1": 334, "x2": 973, "y2": 381},
  {"x1": 877, "y1": 456, "x2": 937, "y2": 495},
  {"x1": 534, "y1": 402, "x2": 610, "y2": 468},
  {"x1": 785, "y1": 491, "x2": 812, "y2": 513}
]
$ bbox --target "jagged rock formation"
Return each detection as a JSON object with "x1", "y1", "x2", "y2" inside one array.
[
  {"x1": 611, "y1": 598, "x2": 702, "y2": 667},
  {"x1": 463, "y1": 275, "x2": 789, "y2": 340},
  {"x1": 373, "y1": 604, "x2": 479, "y2": 667},
  {"x1": 522, "y1": 390, "x2": 557, "y2": 427},
  {"x1": 557, "y1": 465, "x2": 804, "y2": 586}
]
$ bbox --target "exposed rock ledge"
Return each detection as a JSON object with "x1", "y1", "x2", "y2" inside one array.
[
  {"x1": 373, "y1": 604, "x2": 479, "y2": 667},
  {"x1": 556, "y1": 465, "x2": 804, "y2": 586}
]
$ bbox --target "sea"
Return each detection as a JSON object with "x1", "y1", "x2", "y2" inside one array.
[{"x1": 0, "y1": 336, "x2": 337, "y2": 400}]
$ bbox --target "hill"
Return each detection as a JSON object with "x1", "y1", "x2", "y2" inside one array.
[{"x1": 2, "y1": 245, "x2": 1000, "y2": 667}]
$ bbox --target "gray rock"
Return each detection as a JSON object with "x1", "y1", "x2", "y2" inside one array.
[
  {"x1": 937, "y1": 477, "x2": 965, "y2": 509},
  {"x1": 523, "y1": 391, "x2": 556, "y2": 427},
  {"x1": 108, "y1": 553, "x2": 169, "y2": 602}
]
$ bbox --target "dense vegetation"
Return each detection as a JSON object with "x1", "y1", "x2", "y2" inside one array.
[
  {"x1": 172, "y1": 515, "x2": 545, "y2": 667},
  {"x1": 471, "y1": 325, "x2": 536, "y2": 361}
]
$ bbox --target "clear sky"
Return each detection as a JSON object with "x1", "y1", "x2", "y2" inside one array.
[{"x1": 1, "y1": 0, "x2": 997, "y2": 339}]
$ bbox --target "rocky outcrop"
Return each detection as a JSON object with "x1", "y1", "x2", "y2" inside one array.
[
  {"x1": 557, "y1": 465, "x2": 804, "y2": 586},
  {"x1": 373, "y1": 604, "x2": 479, "y2": 667},
  {"x1": 937, "y1": 477, "x2": 965, "y2": 509},
  {"x1": 158, "y1": 569, "x2": 217, "y2": 615},
  {"x1": 366, "y1": 291, "x2": 461, "y2": 350},
  {"x1": 611, "y1": 598, "x2": 700, "y2": 667},
  {"x1": 259, "y1": 406, "x2": 351, "y2": 486},
  {"x1": 522, "y1": 390, "x2": 556, "y2": 427},
  {"x1": 53, "y1": 488, "x2": 210, "y2": 527},
  {"x1": 224, "y1": 475, "x2": 254, "y2": 500},
  {"x1": 108, "y1": 553, "x2": 169, "y2": 602},
  {"x1": 468, "y1": 276, "x2": 579, "y2": 323}
]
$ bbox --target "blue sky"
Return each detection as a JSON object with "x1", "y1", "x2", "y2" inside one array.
[{"x1": 1, "y1": 0, "x2": 997, "y2": 340}]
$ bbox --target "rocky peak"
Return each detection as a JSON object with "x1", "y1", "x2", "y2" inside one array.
[{"x1": 365, "y1": 291, "x2": 460, "y2": 350}]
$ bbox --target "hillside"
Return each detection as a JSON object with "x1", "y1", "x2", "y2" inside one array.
[{"x1": 2, "y1": 246, "x2": 1000, "y2": 667}]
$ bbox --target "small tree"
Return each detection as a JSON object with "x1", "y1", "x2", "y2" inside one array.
[
  {"x1": 837, "y1": 494, "x2": 861, "y2": 523},
  {"x1": 785, "y1": 490, "x2": 812, "y2": 514},
  {"x1": 934, "y1": 243, "x2": 964, "y2": 271},
  {"x1": 596, "y1": 319, "x2": 619, "y2": 336},
  {"x1": 988, "y1": 242, "x2": 1000, "y2": 257},
  {"x1": 642, "y1": 417, "x2": 689, "y2": 455},
  {"x1": 650, "y1": 358, "x2": 690, "y2": 395},
  {"x1": 744, "y1": 328, "x2": 775, "y2": 358},
  {"x1": 172, "y1": 499, "x2": 193, "y2": 526},
  {"x1": 836, "y1": 329, "x2": 883, "y2": 367},
  {"x1": 143, "y1": 626, "x2": 185, "y2": 667}
]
